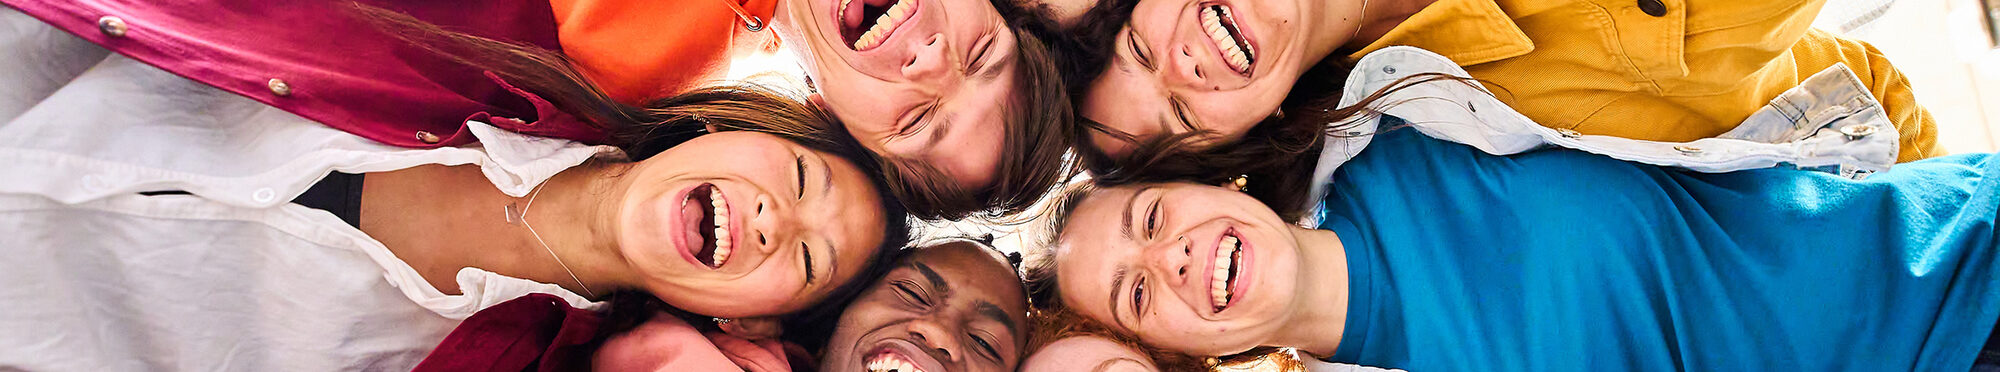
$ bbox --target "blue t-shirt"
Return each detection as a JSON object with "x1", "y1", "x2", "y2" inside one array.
[{"x1": 1318, "y1": 126, "x2": 2000, "y2": 371}]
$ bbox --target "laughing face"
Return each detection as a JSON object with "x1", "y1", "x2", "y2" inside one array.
[
  {"x1": 776, "y1": 0, "x2": 1020, "y2": 190},
  {"x1": 822, "y1": 241, "x2": 1030, "y2": 372},
  {"x1": 1078, "y1": 0, "x2": 1363, "y2": 158},
  {"x1": 1051, "y1": 183, "x2": 1303, "y2": 356},
  {"x1": 615, "y1": 132, "x2": 889, "y2": 319}
]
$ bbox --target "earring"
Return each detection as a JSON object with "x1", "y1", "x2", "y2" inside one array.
[
  {"x1": 713, "y1": 317, "x2": 734, "y2": 326},
  {"x1": 1227, "y1": 174, "x2": 1250, "y2": 191},
  {"x1": 1270, "y1": 107, "x2": 1286, "y2": 120}
]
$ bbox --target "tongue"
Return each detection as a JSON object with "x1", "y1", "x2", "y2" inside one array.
[
  {"x1": 679, "y1": 199, "x2": 706, "y2": 252},
  {"x1": 843, "y1": 0, "x2": 865, "y2": 30}
]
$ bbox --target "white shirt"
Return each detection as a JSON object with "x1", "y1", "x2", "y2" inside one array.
[
  {"x1": 0, "y1": 10, "x2": 603, "y2": 371},
  {"x1": 1300, "y1": 46, "x2": 1902, "y2": 226}
]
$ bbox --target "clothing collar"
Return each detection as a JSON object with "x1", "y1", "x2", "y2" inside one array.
[{"x1": 1346, "y1": 0, "x2": 1534, "y2": 66}]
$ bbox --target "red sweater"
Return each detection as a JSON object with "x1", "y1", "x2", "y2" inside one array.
[{"x1": 2, "y1": 0, "x2": 634, "y2": 147}]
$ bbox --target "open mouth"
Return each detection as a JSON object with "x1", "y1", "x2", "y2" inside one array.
[
  {"x1": 680, "y1": 183, "x2": 733, "y2": 269},
  {"x1": 1199, "y1": 3, "x2": 1255, "y2": 75},
  {"x1": 863, "y1": 344, "x2": 936, "y2": 372},
  {"x1": 1209, "y1": 228, "x2": 1247, "y2": 313},
  {"x1": 839, "y1": 0, "x2": 918, "y2": 51}
]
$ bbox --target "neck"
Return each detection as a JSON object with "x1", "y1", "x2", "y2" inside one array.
[
  {"x1": 516, "y1": 162, "x2": 643, "y2": 297},
  {"x1": 1306, "y1": 0, "x2": 1436, "y2": 56},
  {"x1": 1268, "y1": 225, "x2": 1354, "y2": 358}
]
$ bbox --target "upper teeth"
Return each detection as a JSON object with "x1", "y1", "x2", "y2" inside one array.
[
  {"x1": 866, "y1": 352, "x2": 923, "y2": 372},
  {"x1": 853, "y1": 0, "x2": 915, "y2": 50},
  {"x1": 1201, "y1": 6, "x2": 1253, "y2": 73},
  {"x1": 1211, "y1": 235, "x2": 1242, "y2": 311},
  {"x1": 710, "y1": 191, "x2": 732, "y2": 267}
]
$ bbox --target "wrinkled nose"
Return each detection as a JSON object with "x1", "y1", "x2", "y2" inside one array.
[
  {"x1": 901, "y1": 34, "x2": 952, "y2": 82},
  {"x1": 908, "y1": 316, "x2": 963, "y2": 363},
  {"x1": 1146, "y1": 236, "x2": 1193, "y2": 287},
  {"x1": 1166, "y1": 44, "x2": 1208, "y2": 87},
  {"x1": 750, "y1": 194, "x2": 794, "y2": 256}
]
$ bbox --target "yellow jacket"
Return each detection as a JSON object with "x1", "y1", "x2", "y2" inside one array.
[{"x1": 1352, "y1": 0, "x2": 1940, "y2": 161}]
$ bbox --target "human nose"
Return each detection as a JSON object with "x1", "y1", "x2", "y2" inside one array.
[
  {"x1": 908, "y1": 315, "x2": 964, "y2": 363},
  {"x1": 750, "y1": 194, "x2": 795, "y2": 256},
  {"x1": 901, "y1": 34, "x2": 952, "y2": 83},
  {"x1": 1165, "y1": 44, "x2": 1207, "y2": 87},
  {"x1": 1144, "y1": 236, "x2": 1193, "y2": 287}
]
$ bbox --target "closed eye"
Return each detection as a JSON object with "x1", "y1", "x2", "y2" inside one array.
[
  {"x1": 794, "y1": 155, "x2": 806, "y2": 199},
  {"x1": 893, "y1": 280, "x2": 931, "y2": 307},
  {"x1": 802, "y1": 242, "x2": 817, "y2": 285},
  {"x1": 1169, "y1": 97, "x2": 1198, "y2": 132},
  {"x1": 902, "y1": 104, "x2": 936, "y2": 137},
  {"x1": 971, "y1": 333, "x2": 1002, "y2": 361},
  {"x1": 1126, "y1": 27, "x2": 1154, "y2": 70}
]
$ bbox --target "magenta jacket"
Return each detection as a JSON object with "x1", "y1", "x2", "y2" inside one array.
[{"x1": 3, "y1": 0, "x2": 607, "y2": 147}]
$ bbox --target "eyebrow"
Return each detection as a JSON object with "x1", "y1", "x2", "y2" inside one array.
[
  {"x1": 1094, "y1": 358, "x2": 1149, "y2": 372},
  {"x1": 926, "y1": 113, "x2": 953, "y2": 147},
  {"x1": 975, "y1": 301, "x2": 1020, "y2": 340},
  {"x1": 1119, "y1": 186, "x2": 1154, "y2": 241},
  {"x1": 817, "y1": 153, "x2": 833, "y2": 197},
  {"x1": 1107, "y1": 265, "x2": 1128, "y2": 330},
  {"x1": 914, "y1": 262, "x2": 951, "y2": 296}
]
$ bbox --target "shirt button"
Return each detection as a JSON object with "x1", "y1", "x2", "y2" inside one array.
[
  {"x1": 267, "y1": 78, "x2": 292, "y2": 96},
  {"x1": 96, "y1": 16, "x2": 128, "y2": 37},
  {"x1": 252, "y1": 188, "x2": 276, "y2": 203},
  {"x1": 1673, "y1": 145, "x2": 1704, "y2": 155},
  {"x1": 1840, "y1": 124, "x2": 1879, "y2": 140},
  {"x1": 415, "y1": 131, "x2": 441, "y2": 144},
  {"x1": 1637, "y1": 0, "x2": 1668, "y2": 17},
  {"x1": 1382, "y1": 66, "x2": 1397, "y2": 75}
]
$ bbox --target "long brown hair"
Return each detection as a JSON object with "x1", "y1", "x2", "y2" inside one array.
[
  {"x1": 355, "y1": 5, "x2": 913, "y2": 359},
  {"x1": 968, "y1": 0, "x2": 1082, "y2": 222}
]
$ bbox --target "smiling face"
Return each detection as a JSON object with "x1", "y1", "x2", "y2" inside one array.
[
  {"x1": 777, "y1": 0, "x2": 1020, "y2": 190},
  {"x1": 614, "y1": 131, "x2": 889, "y2": 319},
  {"x1": 822, "y1": 242, "x2": 1030, "y2": 372},
  {"x1": 1021, "y1": 336, "x2": 1160, "y2": 372},
  {"x1": 1051, "y1": 182, "x2": 1303, "y2": 356},
  {"x1": 1077, "y1": 0, "x2": 1360, "y2": 158}
]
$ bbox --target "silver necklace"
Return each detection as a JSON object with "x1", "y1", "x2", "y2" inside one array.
[{"x1": 506, "y1": 182, "x2": 596, "y2": 297}]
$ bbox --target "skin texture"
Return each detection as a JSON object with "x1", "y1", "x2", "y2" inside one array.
[
  {"x1": 1078, "y1": 0, "x2": 1418, "y2": 158},
  {"x1": 612, "y1": 132, "x2": 889, "y2": 318},
  {"x1": 362, "y1": 132, "x2": 888, "y2": 319},
  {"x1": 1051, "y1": 183, "x2": 1350, "y2": 357},
  {"x1": 1020, "y1": 336, "x2": 1160, "y2": 372},
  {"x1": 821, "y1": 242, "x2": 1031, "y2": 372},
  {"x1": 771, "y1": 0, "x2": 1019, "y2": 190}
]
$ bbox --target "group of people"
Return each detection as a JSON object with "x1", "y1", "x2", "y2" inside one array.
[{"x1": 0, "y1": 0, "x2": 1996, "y2": 371}]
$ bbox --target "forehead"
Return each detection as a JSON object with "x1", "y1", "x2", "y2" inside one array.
[
  {"x1": 1054, "y1": 186, "x2": 1143, "y2": 322},
  {"x1": 1027, "y1": 336, "x2": 1155, "y2": 370},
  {"x1": 908, "y1": 244, "x2": 1028, "y2": 312}
]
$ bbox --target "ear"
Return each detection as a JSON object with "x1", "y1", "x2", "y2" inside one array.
[
  {"x1": 717, "y1": 316, "x2": 785, "y2": 340},
  {"x1": 807, "y1": 92, "x2": 829, "y2": 111},
  {"x1": 705, "y1": 122, "x2": 723, "y2": 133}
]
